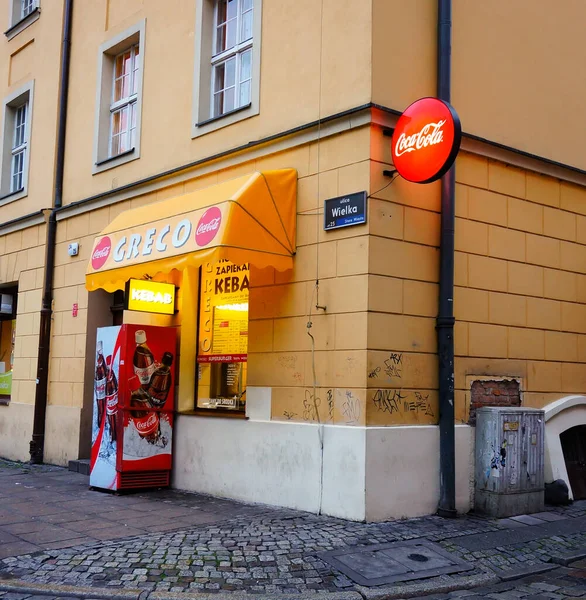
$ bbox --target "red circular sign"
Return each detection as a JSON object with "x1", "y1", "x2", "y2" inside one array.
[
  {"x1": 195, "y1": 206, "x2": 222, "y2": 247},
  {"x1": 91, "y1": 236, "x2": 111, "y2": 270},
  {"x1": 391, "y1": 97, "x2": 461, "y2": 184}
]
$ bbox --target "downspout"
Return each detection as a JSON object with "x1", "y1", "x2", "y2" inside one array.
[
  {"x1": 29, "y1": 0, "x2": 73, "y2": 464},
  {"x1": 436, "y1": 0, "x2": 457, "y2": 517}
]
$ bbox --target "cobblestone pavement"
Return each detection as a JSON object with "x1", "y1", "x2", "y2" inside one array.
[{"x1": 0, "y1": 459, "x2": 585, "y2": 598}]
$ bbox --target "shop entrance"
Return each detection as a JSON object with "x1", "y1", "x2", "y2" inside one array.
[{"x1": 560, "y1": 425, "x2": 586, "y2": 500}]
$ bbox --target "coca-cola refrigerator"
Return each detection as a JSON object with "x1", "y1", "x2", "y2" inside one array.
[{"x1": 90, "y1": 324, "x2": 177, "y2": 491}]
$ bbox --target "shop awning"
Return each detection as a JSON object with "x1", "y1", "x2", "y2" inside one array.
[{"x1": 85, "y1": 169, "x2": 297, "y2": 292}]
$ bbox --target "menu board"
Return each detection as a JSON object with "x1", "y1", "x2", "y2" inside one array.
[
  {"x1": 197, "y1": 260, "x2": 249, "y2": 410},
  {"x1": 212, "y1": 308, "x2": 248, "y2": 356}
]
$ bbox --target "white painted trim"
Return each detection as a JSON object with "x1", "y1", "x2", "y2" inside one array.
[
  {"x1": 5, "y1": 8, "x2": 39, "y2": 40},
  {"x1": 544, "y1": 395, "x2": 586, "y2": 421},
  {"x1": 542, "y1": 396, "x2": 586, "y2": 500},
  {"x1": 0, "y1": 80, "x2": 34, "y2": 203},
  {"x1": 92, "y1": 19, "x2": 146, "y2": 174}
]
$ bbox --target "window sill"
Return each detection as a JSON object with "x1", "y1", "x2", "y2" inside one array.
[
  {"x1": 196, "y1": 103, "x2": 252, "y2": 129},
  {"x1": 179, "y1": 409, "x2": 248, "y2": 420},
  {"x1": 0, "y1": 188, "x2": 26, "y2": 207},
  {"x1": 96, "y1": 147, "x2": 136, "y2": 167},
  {"x1": 4, "y1": 7, "x2": 40, "y2": 40},
  {"x1": 93, "y1": 147, "x2": 138, "y2": 174},
  {"x1": 192, "y1": 102, "x2": 257, "y2": 139}
]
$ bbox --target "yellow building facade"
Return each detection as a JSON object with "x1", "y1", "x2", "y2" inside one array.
[{"x1": 1, "y1": 0, "x2": 586, "y2": 519}]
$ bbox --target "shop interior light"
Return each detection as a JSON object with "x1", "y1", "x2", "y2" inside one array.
[{"x1": 215, "y1": 303, "x2": 249, "y2": 312}]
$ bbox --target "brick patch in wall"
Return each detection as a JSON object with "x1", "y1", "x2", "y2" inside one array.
[{"x1": 469, "y1": 379, "x2": 520, "y2": 426}]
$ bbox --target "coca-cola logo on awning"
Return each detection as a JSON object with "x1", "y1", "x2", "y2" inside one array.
[
  {"x1": 391, "y1": 97, "x2": 461, "y2": 184},
  {"x1": 91, "y1": 236, "x2": 111, "y2": 270},
  {"x1": 195, "y1": 206, "x2": 222, "y2": 247}
]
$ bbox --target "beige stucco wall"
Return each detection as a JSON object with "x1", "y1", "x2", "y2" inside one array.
[
  {"x1": 0, "y1": 0, "x2": 63, "y2": 222},
  {"x1": 373, "y1": 0, "x2": 586, "y2": 171},
  {"x1": 0, "y1": 224, "x2": 46, "y2": 459},
  {"x1": 62, "y1": 0, "x2": 372, "y2": 206}
]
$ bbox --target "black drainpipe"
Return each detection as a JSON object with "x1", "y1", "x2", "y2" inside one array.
[
  {"x1": 30, "y1": 0, "x2": 73, "y2": 464},
  {"x1": 436, "y1": 0, "x2": 457, "y2": 517}
]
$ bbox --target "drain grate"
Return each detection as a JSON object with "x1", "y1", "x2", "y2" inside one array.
[{"x1": 319, "y1": 539, "x2": 473, "y2": 587}]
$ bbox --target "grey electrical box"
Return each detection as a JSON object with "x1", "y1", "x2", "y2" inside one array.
[{"x1": 475, "y1": 407, "x2": 545, "y2": 518}]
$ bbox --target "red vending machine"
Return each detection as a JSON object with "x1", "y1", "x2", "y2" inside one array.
[{"x1": 90, "y1": 324, "x2": 177, "y2": 491}]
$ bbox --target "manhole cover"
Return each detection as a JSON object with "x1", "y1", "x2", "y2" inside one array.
[
  {"x1": 408, "y1": 553, "x2": 429, "y2": 562},
  {"x1": 319, "y1": 539, "x2": 473, "y2": 587}
]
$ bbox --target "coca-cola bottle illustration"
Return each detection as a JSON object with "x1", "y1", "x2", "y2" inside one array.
[
  {"x1": 105, "y1": 355, "x2": 118, "y2": 444},
  {"x1": 147, "y1": 352, "x2": 174, "y2": 408},
  {"x1": 94, "y1": 341, "x2": 107, "y2": 429},
  {"x1": 133, "y1": 330, "x2": 155, "y2": 387},
  {"x1": 129, "y1": 376, "x2": 160, "y2": 444}
]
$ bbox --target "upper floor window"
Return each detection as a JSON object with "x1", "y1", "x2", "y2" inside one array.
[
  {"x1": 0, "y1": 81, "x2": 33, "y2": 203},
  {"x1": 5, "y1": 0, "x2": 40, "y2": 40},
  {"x1": 212, "y1": 0, "x2": 253, "y2": 118},
  {"x1": 93, "y1": 20, "x2": 145, "y2": 174},
  {"x1": 110, "y1": 44, "x2": 140, "y2": 157},
  {"x1": 11, "y1": 102, "x2": 27, "y2": 193},
  {"x1": 193, "y1": 0, "x2": 261, "y2": 137},
  {"x1": 21, "y1": 0, "x2": 36, "y2": 19}
]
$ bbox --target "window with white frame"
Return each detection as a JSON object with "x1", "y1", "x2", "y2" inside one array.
[
  {"x1": 11, "y1": 102, "x2": 27, "y2": 192},
  {"x1": 211, "y1": 0, "x2": 253, "y2": 118},
  {"x1": 21, "y1": 0, "x2": 36, "y2": 19},
  {"x1": 0, "y1": 82, "x2": 33, "y2": 202},
  {"x1": 5, "y1": 0, "x2": 40, "y2": 39},
  {"x1": 110, "y1": 44, "x2": 139, "y2": 157},
  {"x1": 193, "y1": 0, "x2": 261, "y2": 136},
  {"x1": 93, "y1": 20, "x2": 145, "y2": 173}
]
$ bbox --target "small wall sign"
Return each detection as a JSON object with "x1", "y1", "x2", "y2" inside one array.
[
  {"x1": 391, "y1": 97, "x2": 461, "y2": 184},
  {"x1": 126, "y1": 279, "x2": 176, "y2": 315},
  {"x1": 324, "y1": 191, "x2": 367, "y2": 231}
]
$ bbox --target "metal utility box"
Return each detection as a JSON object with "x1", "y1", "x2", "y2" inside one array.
[{"x1": 475, "y1": 407, "x2": 545, "y2": 518}]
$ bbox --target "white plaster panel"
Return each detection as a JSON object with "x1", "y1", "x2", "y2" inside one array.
[
  {"x1": 0, "y1": 402, "x2": 32, "y2": 461},
  {"x1": 364, "y1": 425, "x2": 475, "y2": 521},
  {"x1": 173, "y1": 416, "x2": 324, "y2": 513},
  {"x1": 456, "y1": 424, "x2": 475, "y2": 514},
  {"x1": 365, "y1": 426, "x2": 441, "y2": 521},
  {"x1": 245, "y1": 387, "x2": 272, "y2": 421},
  {"x1": 321, "y1": 425, "x2": 366, "y2": 521},
  {"x1": 43, "y1": 405, "x2": 83, "y2": 466},
  {"x1": 172, "y1": 417, "x2": 370, "y2": 520}
]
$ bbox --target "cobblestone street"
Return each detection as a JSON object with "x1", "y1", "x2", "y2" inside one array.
[{"x1": 0, "y1": 460, "x2": 585, "y2": 599}]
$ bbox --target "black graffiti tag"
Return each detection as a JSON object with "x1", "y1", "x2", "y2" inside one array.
[{"x1": 373, "y1": 389, "x2": 406, "y2": 414}]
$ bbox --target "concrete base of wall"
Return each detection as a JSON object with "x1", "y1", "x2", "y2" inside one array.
[
  {"x1": 43, "y1": 405, "x2": 83, "y2": 466},
  {"x1": 0, "y1": 402, "x2": 33, "y2": 461},
  {"x1": 172, "y1": 415, "x2": 475, "y2": 521}
]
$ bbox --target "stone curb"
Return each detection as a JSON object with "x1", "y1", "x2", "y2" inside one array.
[
  {"x1": 547, "y1": 549, "x2": 586, "y2": 566},
  {"x1": 355, "y1": 572, "x2": 501, "y2": 600},
  {"x1": 0, "y1": 579, "x2": 363, "y2": 599},
  {"x1": 0, "y1": 578, "x2": 141, "y2": 598},
  {"x1": 497, "y1": 563, "x2": 558, "y2": 582}
]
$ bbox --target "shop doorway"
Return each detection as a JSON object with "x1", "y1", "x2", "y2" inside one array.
[{"x1": 560, "y1": 425, "x2": 586, "y2": 500}]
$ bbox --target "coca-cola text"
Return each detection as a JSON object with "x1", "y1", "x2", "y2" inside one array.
[{"x1": 394, "y1": 120, "x2": 446, "y2": 157}]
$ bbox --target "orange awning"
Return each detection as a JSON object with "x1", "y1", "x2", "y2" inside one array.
[{"x1": 85, "y1": 169, "x2": 297, "y2": 292}]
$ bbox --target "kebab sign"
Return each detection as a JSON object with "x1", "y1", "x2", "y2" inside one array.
[{"x1": 391, "y1": 97, "x2": 461, "y2": 184}]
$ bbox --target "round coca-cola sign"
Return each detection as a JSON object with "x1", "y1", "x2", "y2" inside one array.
[
  {"x1": 391, "y1": 97, "x2": 461, "y2": 184},
  {"x1": 91, "y1": 236, "x2": 111, "y2": 270},
  {"x1": 195, "y1": 207, "x2": 222, "y2": 247}
]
